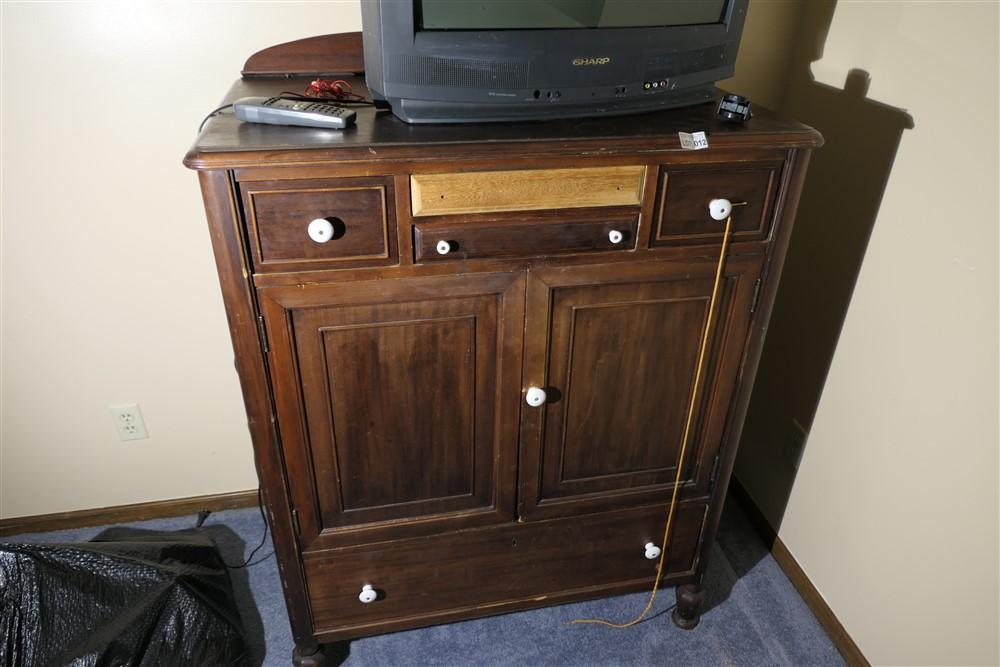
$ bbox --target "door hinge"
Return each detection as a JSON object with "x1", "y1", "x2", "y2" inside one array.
[
  {"x1": 749, "y1": 278, "x2": 763, "y2": 314},
  {"x1": 257, "y1": 315, "x2": 269, "y2": 353},
  {"x1": 290, "y1": 508, "x2": 301, "y2": 536},
  {"x1": 708, "y1": 453, "x2": 723, "y2": 487}
]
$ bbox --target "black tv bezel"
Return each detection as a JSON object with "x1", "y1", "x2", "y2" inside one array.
[
  {"x1": 361, "y1": 0, "x2": 749, "y2": 124},
  {"x1": 413, "y1": 0, "x2": 731, "y2": 32}
]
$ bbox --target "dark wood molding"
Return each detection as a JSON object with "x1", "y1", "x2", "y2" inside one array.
[
  {"x1": 729, "y1": 477, "x2": 870, "y2": 667},
  {"x1": 0, "y1": 489, "x2": 259, "y2": 538},
  {"x1": 242, "y1": 32, "x2": 364, "y2": 78}
]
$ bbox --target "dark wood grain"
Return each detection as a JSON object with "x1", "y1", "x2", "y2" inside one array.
[
  {"x1": 185, "y1": 46, "x2": 820, "y2": 656},
  {"x1": 240, "y1": 176, "x2": 396, "y2": 272},
  {"x1": 0, "y1": 490, "x2": 258, "y2": 537},
  {"x1": 691, "y1": 149, "x2": 814, "y2": 589},
  {"x1": 518, "y1": 256, "x2": 761, "y2": 520},
  {"x1": 651, "y1": 160, "x2": 783, "y2": 246},
  {"x1": 303, "y1": 501, "x2": 706, "y2": 641},
  {"x1": 414, "y1": 207, "x2": 639, "y2": 262},
  {"x1": 672, "y1": 583, "x2": 705, "y2": 629},
  {"x1": 242, "y1": 32, "x2": 364, "y2": 77},
  {"x1": 258, "y1": 272, "x2": 525, "y2": 550},
  {"x1": 195, "y1": 170, "x2": 319, "y2": 654},
  {"x1": 184, "y1": 76, "x2": 822, "y2": 171}
]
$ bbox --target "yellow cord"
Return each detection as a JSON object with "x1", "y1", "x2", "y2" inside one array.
[{"x1": 569, "y1": 207, "x2": 738, "y2": 629}]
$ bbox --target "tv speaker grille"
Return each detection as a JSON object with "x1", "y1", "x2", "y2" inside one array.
[{"x1": 388, "y1": 55, "x2": 529, "y2": 89}]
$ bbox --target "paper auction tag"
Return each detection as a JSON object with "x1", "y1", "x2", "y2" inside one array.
[{"x1": 678, "y1": 131, "x2": 709, "y2": 150}]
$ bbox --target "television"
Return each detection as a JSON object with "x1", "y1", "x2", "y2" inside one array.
[{"x1": 361, "y1": 0, "x2": 749, "y2": 124}]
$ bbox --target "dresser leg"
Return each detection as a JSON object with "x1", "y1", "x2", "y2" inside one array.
[
  {"x1": 293, "y1": 643, "x2": 326, "y2": 666},
  {"x1": 671, "y1": 582, "x2": 705, "y2": 630}
]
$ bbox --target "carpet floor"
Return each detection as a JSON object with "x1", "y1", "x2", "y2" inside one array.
[{"x1": 7, "y1": 494, "x2": 844, "y2": 666}]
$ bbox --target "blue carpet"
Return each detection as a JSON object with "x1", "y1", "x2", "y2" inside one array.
[{"x1": 6, "y1": 496, "x2": 843, "y2": 666}]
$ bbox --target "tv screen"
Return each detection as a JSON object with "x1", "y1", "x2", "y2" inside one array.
[{"x1": 418, "y1": 0, "x2": 728, "y2": 30}]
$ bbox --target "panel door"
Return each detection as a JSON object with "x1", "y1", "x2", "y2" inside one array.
[
  {"x1": 518, "y1": 257, "x2": 761, "y2": 520},
  {"x1": 259, "y1": 272, "x2": 525, "y2": 551}
]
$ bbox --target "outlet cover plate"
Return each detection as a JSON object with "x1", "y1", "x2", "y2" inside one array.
[{"x1": 110, "y1": 403, "x2": 149, "y2": 441}]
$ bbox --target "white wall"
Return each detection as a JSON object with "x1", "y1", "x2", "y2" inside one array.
[
  {"x1": 762, "y1": 3, "x2": 999, "y2": 665},
  {"x1": 1, "y1": 2, "x2": 361, "y2": 517}
]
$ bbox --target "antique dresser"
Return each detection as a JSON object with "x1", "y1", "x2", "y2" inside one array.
[{"x1": 185, "y1": 35, "x2": 821, "y2": 665}]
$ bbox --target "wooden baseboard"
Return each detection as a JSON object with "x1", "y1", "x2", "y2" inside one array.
[
  {"x1": 0, "y1": 489, "x2": 259, "y2": 538},
  {"x1": 729, "y1": 478, "x2": 870, "y2": 667}
]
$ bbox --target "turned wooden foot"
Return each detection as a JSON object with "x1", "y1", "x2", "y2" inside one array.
[
  {"x1": 671, "y1": 583, "x2": 705, "y2": 630},
  {"x1": 293, "y1": 644, "x2": 326, "y2": 666}
]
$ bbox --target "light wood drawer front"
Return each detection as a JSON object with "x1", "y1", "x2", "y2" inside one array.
[
  {"x1": 302, "y1": 502, "x2": 706, "y2": 639},
  {"x1": 241, "y1": 177, "x2": 395, "y2": 272},
  {"x1": 413, "y1": 209, "x2": 638, "y2": 262},
  {"x1": 410, "y1": 166, "x2": 646, "y2": 217},
  {"x1": 651, "y1": 162, "x2": 782, "y2": 246}
]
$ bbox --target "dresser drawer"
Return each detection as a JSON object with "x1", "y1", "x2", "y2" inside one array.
[
  {"x1": 650, "y1": 161, "x2": 782, "y2": 246},
  {"x1": 411, "y1": 165, "x2": 645, "y2": 217},
  {"x1": 413, "y1": 209, "x2": 638, "y2": 262},
  {"x1": 240, "y1": 177, "x2": 396, "y2": 272},
  {"x1": 302, "y1": 502, "x2": 706, "y2": 639}
]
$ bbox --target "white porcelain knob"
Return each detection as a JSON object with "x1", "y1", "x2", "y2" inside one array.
[
  {"x1": 308, "y1": 218, "x2": 335, "y2": 243},
  {"x1": 608, "y1": 229, "x2": 624, "y2": 244},
  {"x1": 436, "y1": 240, "x2": 453, "y2": 255},
  {"x1": 644, "y1": 542, "x2": 662, "y2": 560},
  {"x1": 358, "y1": 584, "x2": 377, "y2": 604},
  {"x1": 708, "y1": 198, "x2": 733, "y2": 221},
  {"x1": 525, "y1": 386, "x2": 547, "y2": 407}
]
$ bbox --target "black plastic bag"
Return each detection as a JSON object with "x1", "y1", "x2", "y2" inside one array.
[{"x1": 0, "y1": 527, "x2": 249, "y2": 667}]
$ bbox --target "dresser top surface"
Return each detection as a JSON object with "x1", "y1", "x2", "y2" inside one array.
[{"x1": 184, "y1": 76, "x2": 821, "y2": 170}]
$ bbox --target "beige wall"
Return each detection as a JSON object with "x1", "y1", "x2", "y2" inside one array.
[
  {"x1": 1, "y1": 2, "x2": 362, "y2": 517},
  {"x1": 734, "y1": 2, "x2": 999, "y2": 666}
]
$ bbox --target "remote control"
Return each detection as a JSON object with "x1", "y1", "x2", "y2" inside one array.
[{"x1": 233, "y1": 96, "x2": 356, "y2": 129}]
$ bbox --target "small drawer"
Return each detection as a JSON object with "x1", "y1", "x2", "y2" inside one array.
[
  {"x1": 411, "y1": 165, "x2": 645, "y2": 217},
  {"x1": 240, "y1": 177, "x2": 395, "y2": 272},
  {"x1": 650, "y1": 161, "x2": 782, "y2": 247},
  {"x1": 414, "y1": 209, "x2": 638, "y2": 262},
  {"x1": 302, "y1": 502, "x2": 706, "y2": 639}
]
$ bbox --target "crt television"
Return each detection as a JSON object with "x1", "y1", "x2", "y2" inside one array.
[{"x1": 361, "y1": 0, "x2": 749, "y2": 124}]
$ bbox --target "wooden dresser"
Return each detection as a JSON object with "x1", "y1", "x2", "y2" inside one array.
[{"x1": 185, "y1": 41, "x2": 820, "y2": 665}]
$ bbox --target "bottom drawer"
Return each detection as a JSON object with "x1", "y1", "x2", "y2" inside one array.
[{"x1": 302, "y1": 501, "x2": 707, "y2": 639}]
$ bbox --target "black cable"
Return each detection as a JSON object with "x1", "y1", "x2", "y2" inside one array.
[
  {"x1": 226, "y1": 487, "x2": 270, "y2": 569},
  {"x1": 196, "y1": 487, "x2": 271, "y2": 569},
  {"x1": 278, "y1": 91, "x2": 376, "y2": 106},
  {"x1": 198, "y1": 103, "x2": 234, "y2": 133}
]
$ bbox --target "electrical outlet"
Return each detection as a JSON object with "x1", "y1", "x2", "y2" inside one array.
[{"x1": 110, "y1": 403, "x2": 149, "y2": 441}]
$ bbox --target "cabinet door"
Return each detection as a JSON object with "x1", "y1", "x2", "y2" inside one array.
[
  {"x1": 259, "y1": 272, "x2": 524, "y2": 551},
  {"x1": 518, "y1": 257, "x2": 761, "y2": 520}
]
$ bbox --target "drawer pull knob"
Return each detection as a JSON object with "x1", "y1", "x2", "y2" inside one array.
[
  {"x1": 608, "y1": 229, "x2": 624, "y2": 244},
  {"x1": 358, "y1": 584, "x2": 377, "y2": 604},
  {"x1": 525, "y1": 386, "x2": 547, "y2": 407},
  {"x1": 308, "y1": 218, "x2": 335, "y2": 243},
  {"x1": 708, "y1": 198, "x2": 733, "y2": 221},
  {"x1": 644, "y1": 542, "x2": 662, "y2": 560},
  {"x1": 435, "y1": 240, "x2": 454, "y2": 255}
]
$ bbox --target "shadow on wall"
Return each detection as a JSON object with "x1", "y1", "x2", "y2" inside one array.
[{"x1": 733, "y1": 0, "x2": 915, "y2": 530}]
